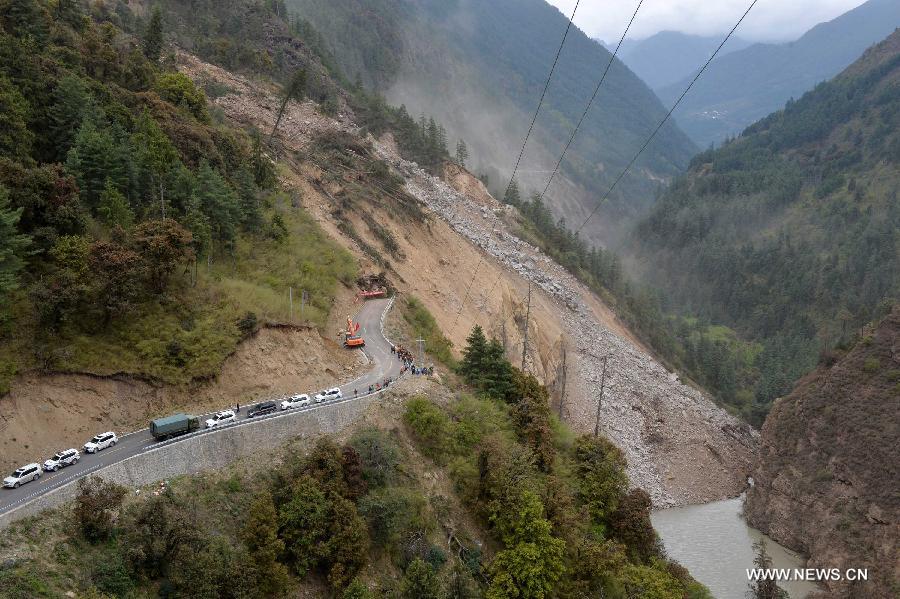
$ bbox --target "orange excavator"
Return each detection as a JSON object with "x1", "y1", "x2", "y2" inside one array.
[{"x1": 344, "y1": 315, "x2": 365, "y2": 348}]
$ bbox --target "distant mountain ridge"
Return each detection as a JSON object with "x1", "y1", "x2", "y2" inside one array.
[
  {"x1": 600, "y1": 31, "x2": 752, "y2": 90},
  {"x1": 286, "y1": 0, "x2": 698, "y2": 246},
  {"x1": 658, "y1": 0, "x2": 900, "y2": 146},
  {"x1": 629, "y1": 28, "x2": 900, "y2": 422}
]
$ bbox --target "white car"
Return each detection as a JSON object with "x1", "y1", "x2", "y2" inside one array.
[
  {"x1": 3, "y1": 463, "x2": 41, "y2": 489},
  {"x1": 281, "y1": 394, "x2": 311, "y2": 410},
  {"x1": 205, "y1": 410, "x2": 236, "y2": 428},
  {"x1": 83, "y1": 431, "x2": 118, "y2": 454},
  {"x1": 43, "y1": 448, "x2": 80, "y2": 472},
  {"x1": 315, "y1": 388, "x2": 342, "y2": 403}
]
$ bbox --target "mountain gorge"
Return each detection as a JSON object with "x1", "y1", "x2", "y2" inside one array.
[
  {"x1": 285, "y1": 0, "x2": 698, "y2": 246},
  {"x1": 630, "y1": 29, "x2": 900, "y2": 424},
  {"x1": 659, "y1": 0, "x2": 900, "y2": 146}
]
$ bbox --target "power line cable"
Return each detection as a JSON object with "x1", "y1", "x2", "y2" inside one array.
[
  {"x1": 538, "y1": 0, "x2": 644, "y2": 203},
  {"x1": 452, "y1": 0, "x2": 581, "y2": 332},
  {"x1": 573, "y1": 0, "x2": 760, "y2": 236}
]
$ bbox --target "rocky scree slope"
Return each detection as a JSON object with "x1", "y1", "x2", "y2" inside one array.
[
  {"x1": 180, "y1": 49, "x2": 757, "y2": 508},
  {"x1": 745, "y1": 307, "x2": 900, "y2": 598},
  {"x1": 375, "y1": 141, "x2": 758, "y2": 508}
]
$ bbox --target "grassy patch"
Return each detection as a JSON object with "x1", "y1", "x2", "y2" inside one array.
[{"x1": 401, "y1": 297, "x2": 456, "y2": 368}]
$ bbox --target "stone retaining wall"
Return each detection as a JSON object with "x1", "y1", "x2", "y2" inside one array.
[{"x1": 0, "y1": 393, "x2": 378, "y2": 530}]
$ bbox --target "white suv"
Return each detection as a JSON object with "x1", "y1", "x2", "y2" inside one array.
[
  {"x1": 3, "y1": 463, "x2": 41, "y2": 488},
  {"x1": 83, "y1": 431, "x2": 118, "y2": 454},
  {"x1": 43, "y1": 448, "x2": 80, "y2": 472},
  {"x1": 281, "y1": 394, "x2": 311, "y2": 410},
  {"x1": 205, "y1": 410, "x2": 236, "y2": 428},
  {"x1": 315, "y1": 388, "x2": 342, "y2": 403}
]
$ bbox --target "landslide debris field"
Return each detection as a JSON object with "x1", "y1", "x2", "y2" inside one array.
[{"x1": 176, "y1": 51, "x2": 758, "y2": 507}]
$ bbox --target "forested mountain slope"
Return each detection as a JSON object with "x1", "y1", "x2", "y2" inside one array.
[
  {"x1": 658, "y1": 0, "x2": 900, "y2": 146},
  {"x1": 630, "y1": 29, "x2": 900, "y2": 424},
  {"x1": 745, "y1": 307, "x2": 900, "y2": 598},
  {"x1": 285, "y1": 0, "x2": 697, "y2": 246},
  {"x1": 0, "y1": 0, "x2": 358, "y2": 392}
]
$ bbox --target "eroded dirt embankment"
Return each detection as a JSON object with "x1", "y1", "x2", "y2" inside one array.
[{"x1": 0, "y1": 327, "x2": 366, "y2": 473}]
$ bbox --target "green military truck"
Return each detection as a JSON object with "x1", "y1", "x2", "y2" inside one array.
[{"x1": 150, "y1": 413, "x2": 200, "y2": 441}]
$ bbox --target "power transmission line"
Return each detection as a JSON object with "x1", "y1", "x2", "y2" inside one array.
[
  {"x1": 572, "y1": 0, "x2": 760, "y2": 237},
  {"x1": 452, "y1": 0, "x2": 581, "y2": 333},
  {"x1": 538, "y1": 0, "x2": 644, "y2": 203}
]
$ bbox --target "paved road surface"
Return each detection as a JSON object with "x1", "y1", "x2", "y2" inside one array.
[{"x1": 0, "y1": 298, "x2": 402, "y2": 515}]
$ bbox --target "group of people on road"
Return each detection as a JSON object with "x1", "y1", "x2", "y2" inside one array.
[{"x1": 391, "y1": 343, "x2": 434, "y2": 376}]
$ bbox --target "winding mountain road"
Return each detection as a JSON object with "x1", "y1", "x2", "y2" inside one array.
[{"x1": 0, "y1": 297, "x2": 401, "y2": 516}]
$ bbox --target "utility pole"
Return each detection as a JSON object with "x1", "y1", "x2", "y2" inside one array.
[
  {"x1": 301, "y1": 290, "x2": 306, "y2": 320},
  {"x1": 558, "y1": 342, "x2": 567, "y2": 419},
  {"x1": 416, "y1": 338, "x2": 426, "y2": 368},
  {"x1": 289, "y1": 286, "x2": 293, "y2": 321},
  {"x1": 594, "y1": 355, "x2": 608, "y2": 438},
  {"x1": 521, "y1": 281, "x2": 532, "y2": 371}
]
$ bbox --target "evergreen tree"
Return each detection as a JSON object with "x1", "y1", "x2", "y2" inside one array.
[
  {"x1": 503, "y1": 179, "x2": 520, "y2": 205},
  {"x1": 0, "y1": 74, "x2": 33, "y2": 159},
  {"x1": 67, "y1": 120, "x2": 130, "y2": 212},
  {"x1": 482, "y1": 338, "x2": 515, "y2": 399},
  {"x1": 142, "y1": 6, "x2": 163, "y2": 62},
  {"x1": 48, "y1": 74, "x2": 95, "y2": 161},
  {"x1": 194, "y1": 160, "x2": 241, "y2": 247},
  {"x1": 241, "y1": 490, "x2": 290, "y2": 597},
  {"x1": 54, "y1": 0, "x2": 84, "y2": 29},
  {"x1": 459, "y1": 325, "x2": 488, "y2": 382},
  {"x1": 455, "y1": 139, "x2": 468, "y2": 167},
  {"x1": 747, "y1": 540, "x2": 788, "y2": 599},
  {"x1": 131, "y1": 110, "x2": 178, "y2": 218},
  {"x1": 0, "y1": 186, "x2": 32, "y2": 312},
  {"x1": 97, "y1": 179, "x2": 134, "y2": 229}
]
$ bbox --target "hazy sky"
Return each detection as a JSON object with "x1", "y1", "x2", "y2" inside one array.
[{"x1": 546, "y1": 0, "x2": 870, "y2": 43}]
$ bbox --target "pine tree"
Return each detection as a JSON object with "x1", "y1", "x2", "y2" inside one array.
[
  {"x1": 459, "y1": 325, "x2": 488, "y2": 383},
  {"x1": 0, "y1": 74, "x2": 33, "y2": 160},
  {"x1": 194, "y1": 160, "x2": 241, "y2": 246},
  {"x1": 482, "y1": 338, "x2": 515, "y2": 399},
  {"x1": 241, "y1": 490, "x2": 290, "y2": 597},
  {"x1": 97, "y1": 179, "x2": 134, "y2": 229},
  {"x1": 142, "y1": 6, "x2": 163, "y2": 62},
  {"x1": 48, "y1": 74, "x2": 95, "y2": 161},
  {"x1": 504, "y1": 179, "x2": 521, "y2": 205},
  {"x1": 270, "y1": 69, "x2": 307, "y2": 143},
  {"x1": 455, "y1": 139, "x2": 469, "y2": 167},
  {"x1": 131, "y1": 110, "x2": 178, "y2": 218},
  {"x1": 0, "y1": 186, "x2": 32, "y2": 312},
  {"x1": 748, "y1": 539, "x2": 788, "y2": 599}
]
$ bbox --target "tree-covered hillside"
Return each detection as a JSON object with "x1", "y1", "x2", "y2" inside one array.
[
  {"x1": 630, "y1": 29, "x2": 900, "y2": 424},
  {"x1": 285, "y1": 0, "x2": 697, "y2": 246},
  {"x1": 0, "y1": 0, "x2": 359, "y2": 391}
]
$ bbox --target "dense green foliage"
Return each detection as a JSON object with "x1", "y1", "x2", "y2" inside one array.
[
  {"x1": 402, "y1": 326, "x2": 712, "y2": 598},
  {"x1": 401, "y1": 296, "x2": 456, "y2": 367},
  {"x1": 0, "y1": 0, "x2": 357, "y2": 392},
  {"x1": 632, "y1": 31, "x2": 900, "y2": 423}
]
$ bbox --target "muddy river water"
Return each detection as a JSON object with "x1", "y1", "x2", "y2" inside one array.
[{"x1": 652, "y1": 496, "x2": 819, "y2": 599}]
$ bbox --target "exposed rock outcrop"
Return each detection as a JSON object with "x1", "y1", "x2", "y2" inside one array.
[{"x1": 745, "y1": 307, "x2": 900, "y2": 597}]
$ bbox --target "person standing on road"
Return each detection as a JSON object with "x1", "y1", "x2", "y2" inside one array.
[{"x1": 236, "y1": 402, "x2": 240, "y2": 414}]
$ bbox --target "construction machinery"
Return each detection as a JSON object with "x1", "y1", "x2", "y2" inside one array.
[{"x1": 344, "y1": 315, "x2": 365, "y2": 348}]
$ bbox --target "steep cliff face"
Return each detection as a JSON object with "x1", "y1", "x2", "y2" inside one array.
[{"x1": 745, "y1": 307, "x2": 900, "y2": 597}]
